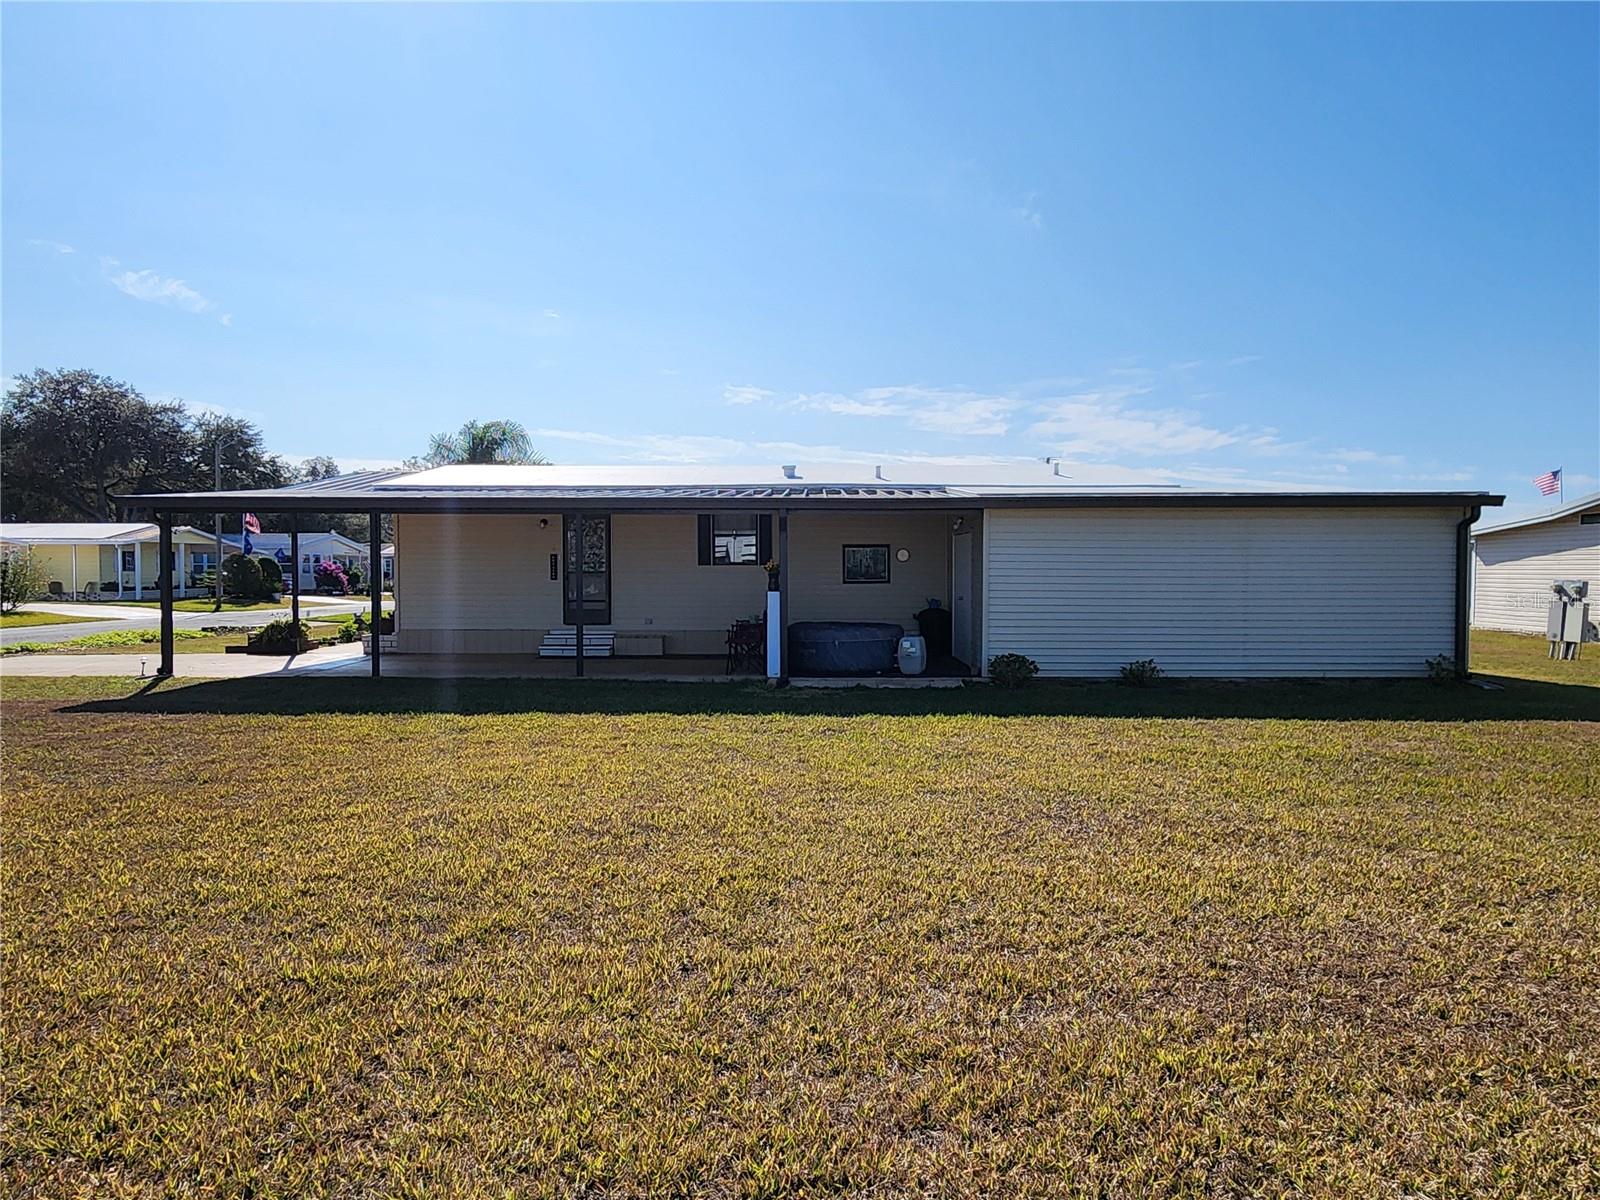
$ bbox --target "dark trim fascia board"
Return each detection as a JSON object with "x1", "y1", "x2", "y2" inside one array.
[{"x1": 123, "y1": 492, "x2": 1506, "y2": 516}]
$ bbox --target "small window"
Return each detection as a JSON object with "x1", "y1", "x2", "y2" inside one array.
[
  {"x1": 120, "y1": 549, "x2": 135, "y2": 571},
  {"x1": 1581, "y1": 513, "x2": 1599, "y2": 525},
  {"x1": 697, "y1": 513, "x2": 770, "y2": 566},
  {"x1": 842, "y1": 544, "x2": 890, "y2": 584}
]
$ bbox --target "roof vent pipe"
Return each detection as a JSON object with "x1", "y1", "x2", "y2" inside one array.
[
  {"x1": 875, "y1": 465, "x2": 885, "y2": 481},
  {"x1": 1052, "y1": 461, "x2": 1065, "y2": 477},
  {"x1": 781, "y1": 464, "x2": 798, "y2": 480}
]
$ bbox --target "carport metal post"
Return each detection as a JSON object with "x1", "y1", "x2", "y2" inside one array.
[
  {"x1": 777, "y1": 508, "x2": 789, "y2": 685},
  {"x1": 572, "y1": 512, "x2": 585, "y2": 678},
  {"x1": 157, "y1": 514, "x2": 175, "y2": 676},
  {"x1": 289, "y1": 514, "x2": 300, "y2": 629},
  {"x1": 369, "y1": 512, "x2": 382, "y2": 678}
]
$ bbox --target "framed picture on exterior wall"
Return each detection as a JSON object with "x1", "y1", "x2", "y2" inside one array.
[{"x1": 842, "y1": 544, "x2": 890, "y2": 584}]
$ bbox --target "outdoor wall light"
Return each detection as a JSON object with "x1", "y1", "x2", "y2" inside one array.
[
  {"x1": 896, "y1": 548, "x2": 911, "y2": 562},
  {"x1": 539, "y1": 518, "x2": 549, "y2": 528}
]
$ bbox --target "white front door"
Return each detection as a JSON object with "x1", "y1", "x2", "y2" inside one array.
[{"x1": 951, "y1": 530, "x2": 974, "y2": 667}]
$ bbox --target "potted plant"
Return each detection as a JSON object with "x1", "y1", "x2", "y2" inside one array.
[{"x1": 763, "y1": 559, "x2": 781, "y2": 592}]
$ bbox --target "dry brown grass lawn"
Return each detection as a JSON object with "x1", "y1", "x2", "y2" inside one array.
[{"x1": 2, "y1": 681, "x2": 1596, "y2": 1197}]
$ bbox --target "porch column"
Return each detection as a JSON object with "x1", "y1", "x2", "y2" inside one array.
[
  {"x1": 157, "y1": 516, "x2": 175, "y2": 676},
  {"x1": 776, "y1": 508, "x2": 789, "y2": 684},
  {"x1": 369, "y1": 511, "x2": 382, "y2": 677},
  {"x1": 176, "y1": 543, "x2": 187, "y2": 599},
  {"x1": 133, "y1": 541, "x2": 143, "y2": 600},
  {"x1": 70, "y1": 545, "x2": 79, "y2": 598},
  {"x1": 116, "y1": 545, "x2": 124, "y2": 599},
  {"x1": 290, "y1": 514, "x2": 300, "y2": 628}
]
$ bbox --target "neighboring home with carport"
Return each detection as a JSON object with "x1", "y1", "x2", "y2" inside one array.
[
  {"x1": 219, "y1": 530, "x2": 392, "y2": 592},
  {"x1": 0, "y1": 522, "x2": 218, "y2": 599},
  {"x1": 1471, "y1": 491, "x2": 1600, "y2": 638},
  {"x1": 124, "y1": 462, "x2": 1503, "y2": 680}
]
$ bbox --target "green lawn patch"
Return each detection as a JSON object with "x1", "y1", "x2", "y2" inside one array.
[
  {"x1": 0, "y1": 611, "x2": 102, "y2": 629},
  {"x1": 2, "y1": 683, "x2": 1596, "y2": 1195},
  {"x1": 2, "y1": 628, "x2": 220, "y2": 655},
  {"x1": 1473, "y1": 628, "x2": 1600, "y2": 687}
]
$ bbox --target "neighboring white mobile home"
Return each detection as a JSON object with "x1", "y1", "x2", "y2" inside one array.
[
  {"x1": 1470, "y1": 492, "x2": 1600, "y2": 638},
  {"x1": 220, "y1": 530, "x2": 392, "y2": 591},
  {"x1": 129, "y1": 463, "x2": 1503, "y2": 679}
]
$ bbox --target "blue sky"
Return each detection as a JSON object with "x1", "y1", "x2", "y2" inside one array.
[{"x1": 4, "y1": 3, "x2": 1596, "y2": 514}]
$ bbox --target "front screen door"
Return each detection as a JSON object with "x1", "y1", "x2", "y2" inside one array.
[{"x1": 563, "y1": 513, "x2": 611, "y2": 625}]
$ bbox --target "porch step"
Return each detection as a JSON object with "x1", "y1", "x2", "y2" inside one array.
[{"x1": 538, "y1": 631, "x2": 615, "y2": 658}]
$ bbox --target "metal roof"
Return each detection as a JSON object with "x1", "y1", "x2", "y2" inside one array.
[
  {"x1": 0, "y1": 522, "x2": 211, "y2": 544},
  {"x1": 118, "y1": 462, "x2": 1504, "y2": 514},
  {"x1": 1472, "y1": 490, "x2": 1600, "y2": 536}
]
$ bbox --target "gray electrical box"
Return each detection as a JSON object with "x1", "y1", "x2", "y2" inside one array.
[{"x1": 1547, "y1": 580, "x2": 1591, "y2": 661}]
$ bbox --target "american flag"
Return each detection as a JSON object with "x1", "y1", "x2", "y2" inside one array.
[
  {"x1": 243, "y1": 512, "x2": 262, "y2": 533},
  {"x1": 1533, "y1": 469, "x2": 1561, "y2": 497}
]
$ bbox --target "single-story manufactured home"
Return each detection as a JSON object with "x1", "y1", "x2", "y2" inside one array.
[
  {"x1": 124, "y1": 462, "x2": 1502, "y2": 680},
  {"x1": 1471, "y1": 491, "x2": 1599, "y2": 638},
  {"x1": 0, "y1": 522, "x2": 218, "y2": 599},
  {"x1": 219, "y1": 530, "x2": 394, "y2": 592}
]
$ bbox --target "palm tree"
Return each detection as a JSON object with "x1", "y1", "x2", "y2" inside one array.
[{"x1": 425, "y1": 419, "x2": 548, "y2": 466}]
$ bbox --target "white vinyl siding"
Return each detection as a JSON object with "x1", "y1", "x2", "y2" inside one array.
[
  {"x1": 984, "y1": 507, "x2": 1461, "y2": 677},
  {"x1": 1471, "y1": 508, "x2": 1600, "y2": 635}
]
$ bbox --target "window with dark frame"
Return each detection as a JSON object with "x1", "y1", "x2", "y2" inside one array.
[
  {"x1": 1581, "y1": 513, "x2": 1599, "y2": 525},
  {"x1": 842, "y1": 543, "x2": 890, "y2": 584},
  {"x1": 697, "y1": 513, "x2": 772, "y2": 566},
  {"x1": 120, "y1": 549, "x2": 135, "y2": 571}
]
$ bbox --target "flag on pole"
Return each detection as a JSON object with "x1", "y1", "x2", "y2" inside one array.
[
  {"x1": 243, "y1": 513, "x2": 262, "y2": 533},
  {"x1": 1533, "y1": 468, "x2": 1562, "y2": 497}
]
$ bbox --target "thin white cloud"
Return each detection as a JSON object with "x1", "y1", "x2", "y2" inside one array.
[
  {"x1": 1325, "y1": 447, "x2": 1406, "y2": 466},
  {"x1": 101, "y1": 258, "x2": 230, "y2": 325},
  {"x1": 722, "y1": 384, "x2": 773, "y2": 406},
  {"x1": 792, "y1": 385, "x2": 1020, "y2": 436},
  {"x1": 1011, "y1": 192, "x2": 1045, "y2": 231},
  {"x1": 1029, "y1": 386, "x2": 1257, "y2": 459},
  {"x1": 1225, "y1": 355, "x2": 1262, "y2": 367},
  {"x1": 27, "y1": 238, "x2": 75, "y2": 254},
  {"x1": 527, "y1": 426, "x2": 1033, "y2": 467},
  {"x1": 542, "y1": 309, "x2": 561, "y2": 319}
]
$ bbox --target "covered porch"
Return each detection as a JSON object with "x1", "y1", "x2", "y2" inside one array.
[
  {"x1": 391, "y1": 505, "x2": 985, "y2": 681},
  {"x1": 124, "y1": 473, "x2": 985, "y2": 683}
]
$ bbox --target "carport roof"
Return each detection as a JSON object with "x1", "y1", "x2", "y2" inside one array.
[{"x1": 120, "y1": 462, "x2": 1504, "y2": 513}]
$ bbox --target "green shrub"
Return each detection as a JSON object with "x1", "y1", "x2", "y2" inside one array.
[
  {"x1": 1119, "y1": 658, "x2": 1163, "y2": 686},
  {"x1": 222, "y1": 553, "x2": 265, "y2": 600},
  {"x1": 347, "y1": 564, "x2": 364, "y2": 593},
  {"x1": 249, "y1": 618, "x2": 313, "y2": 654},
  {"x1": 1426, "y1": 654, "x2": 1461, "y2": 684},
  {"x1": 987, "y1": 653, "x2": 1039, "y2": 689},
  {"x1": 256, "y1": 556, "x2": 284, "y2": 593},
  {"x1": 0, "y1": 549, "x2": 48, "y2": 614}
]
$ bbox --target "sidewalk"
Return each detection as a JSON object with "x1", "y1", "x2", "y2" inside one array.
[{"x1": 0, "y1": 644, "x2": 365, "y2": 678}]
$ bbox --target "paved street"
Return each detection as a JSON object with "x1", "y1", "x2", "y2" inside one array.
[{"x1": 1, "y1": 597, "x2": 378, "y2": 646}]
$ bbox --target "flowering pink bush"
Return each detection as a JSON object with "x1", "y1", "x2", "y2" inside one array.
[{"x1": 313, "y1": 559, "x2": 350, "y2": 594}]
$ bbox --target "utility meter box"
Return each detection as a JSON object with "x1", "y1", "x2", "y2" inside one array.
[{"x1": 897, "y1": 635, "x2": 928, "y2": 676}]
